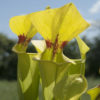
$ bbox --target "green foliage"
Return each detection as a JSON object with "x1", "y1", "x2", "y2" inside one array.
[
  {"x1": 63, "y1": 40, "x2": 80, "y2": 59},
  {"x1": 0, "y1": 33, "x2": 17, "y2": 80},
  {"x1": 86, "y1": 37, "x2": 100, "y2": 76}
]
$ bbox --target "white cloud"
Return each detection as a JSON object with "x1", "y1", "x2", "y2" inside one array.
[
  {"x1": 86, "y1": 19, "x2": 100, "y2": 28},
  {"x1": 91, "y1": 20, "x2": 100, "y2": 28},
  {"x1": 89, "y1": 0, "x2": 100, "y2": 14}
]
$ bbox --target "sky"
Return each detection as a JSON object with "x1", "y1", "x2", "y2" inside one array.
[{"x1": 0, "y1": 0, "x2": 100, "y2": 39}]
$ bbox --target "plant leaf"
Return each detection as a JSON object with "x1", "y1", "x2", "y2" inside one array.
[
  {"x1": 17, "y1": 53, "x2": 40, "y2": 100},
  {"x1": 76, "y1": 36, "x2": 90, "y2": 59},
  {"x1": 38, "y1": 60, "x2": 70, "y2": 100},
  {"x1": 37, "y1": 57, "x2": 87, "y2": 100},
  {"x1": 54, "y1": 74, "x2": 87, "y2": 100},
  {"x1": 68, "y1": 59, "x2": 85, "y2": 75},
  {"x1": 87, "y1": 85, "x2": 100, "y2": 100}
]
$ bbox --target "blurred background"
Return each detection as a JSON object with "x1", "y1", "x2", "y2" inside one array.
[{"x1": 0, "y1": 0, "x2": 100, "y2": 100}]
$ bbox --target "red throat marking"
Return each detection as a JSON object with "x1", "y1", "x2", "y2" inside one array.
[
  {"x1": 46, "y1": 34, "x2": 68, "y2": 58},
  {"x1": 46, "y1": 40, "x2": 53, "y2": 48},
  {"x1": 60, "y1": 41, "x2": 68, "y2": 49},
  {"x1": 18, "y1": 34, "x2": 31, "y2": 45},
  {"x1": 53, "y1": 34, "x2": 59, "y2": 56},
  {"x1": 18, "y1": 34, "x2": 26, "y2": 44}
]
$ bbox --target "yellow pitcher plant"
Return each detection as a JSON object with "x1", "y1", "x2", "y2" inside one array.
[
  {"x1": 9, "y1": 2, "x2": 97, "y2": 100},
  {"x1": 9, "y1": 15, "x2": 39, "y2": 100}
]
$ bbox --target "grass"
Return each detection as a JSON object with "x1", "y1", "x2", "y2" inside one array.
[
  {"x1": 87, "y1": 77, "x2": 100, "y2": 89},
  {"x1": 0, "y1": 81, "x2": 18, "y2": 100},
  {"x1": 0, "y1": 77, "x2": 100, "y2": 100}
]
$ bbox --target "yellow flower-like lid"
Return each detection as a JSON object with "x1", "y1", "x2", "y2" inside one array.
[
  {"x1": 29, "y1": 3, "x2": 90, "y2": 46},
  {"x1": 29, "y1": 3, "x2": 90, "y2": 61},
  {"x1": 9, "y1": 15, "x2": 37, "y2": 53}
]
